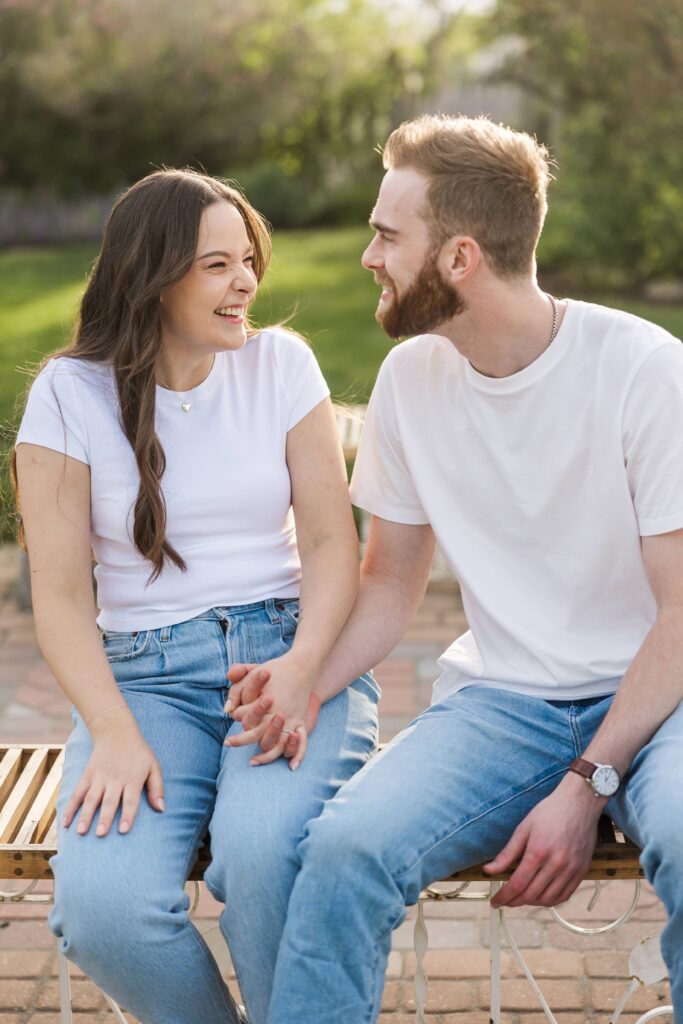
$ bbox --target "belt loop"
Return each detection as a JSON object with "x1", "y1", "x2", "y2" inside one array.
[
  {"x1": 265, "y1": 598, "x2": 280, "y2": 624},
  {"x1": 159, "y1": 624, "x2": 172, "y2": 642}
]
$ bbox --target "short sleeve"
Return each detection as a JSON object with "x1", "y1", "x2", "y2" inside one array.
[
  {"x1": 622, "y1": 341, "x2": 683, "y2": 536},
  {"x1": 271, "y1": 330, "x2": 331, "y2": 430},
  {"x1": 350, "y1": 360, "x2": 429, "y2": 525},
  {"x1": 15, "y1": 361, "x2": 90, "y2": 465}
]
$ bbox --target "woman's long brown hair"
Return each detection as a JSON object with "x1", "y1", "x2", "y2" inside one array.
[{"x1": 10, "y1": 169, "x2": 272, "y2": 583}]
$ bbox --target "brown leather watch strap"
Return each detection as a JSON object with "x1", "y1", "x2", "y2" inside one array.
[{"x1": 569, "y1": 757, "x2": 596, "y2": 780}]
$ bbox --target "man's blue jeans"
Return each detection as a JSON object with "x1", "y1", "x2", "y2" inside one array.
[
  {"x1": 267, "y1": 687, "x2": 683, "y2": 1024},
  {"x1": 47, "y1": 600, "x2": 379, "y2": 1024}
]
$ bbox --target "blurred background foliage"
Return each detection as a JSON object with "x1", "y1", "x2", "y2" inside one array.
[
  {"x1": 1, "y1": 0, "x2": 428, "y2": 221},
  {"x1": 490, "y1": 0, "x2": 683, "y2": 285},
  {"x1": 1, "y1": 0, "x2": 681, "y2": 282}
]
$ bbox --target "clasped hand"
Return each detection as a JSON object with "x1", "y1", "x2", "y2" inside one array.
[{"x1": 224, "y1": 651, "x2": 321, "y2": 770}]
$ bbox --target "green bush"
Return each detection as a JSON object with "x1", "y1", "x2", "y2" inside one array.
[
  {"x1": 233, "y1": 163, "x2": 379, "y2": 229},
  {"x1": 231, "y1": 164, "x2": 316, "y2": 229}
]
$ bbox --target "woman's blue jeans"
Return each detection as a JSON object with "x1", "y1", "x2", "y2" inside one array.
[
  {"x1": 47, "y1": 600, "x2": 379, "y2": 1024},
  {"x1": 266, "y1": 688, "x2": 683, "y2": 1024}
]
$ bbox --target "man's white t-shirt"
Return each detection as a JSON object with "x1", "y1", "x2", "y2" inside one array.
[
  {"x1": 350, "y1": 300, "x2": 683, "y2": 702},
  {"x1": 16, "y1": 328, "x2": 330, "y2": 631}
]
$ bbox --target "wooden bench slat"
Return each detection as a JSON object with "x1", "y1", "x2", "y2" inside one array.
[
  {"x1": 0, "y1": 749, "x2": 51, "y2": 843},
  {"x1": 0, "y1": 845, "x2": 55, "y2": 879},
  {"x1": 448, "y1": 864, "x2": 644, "y2": 882},
  {"x1": 14, "y1": 749, "x2": 64, "y2": 845},
  {"x1": 0, "y1": 749, "x2": 24, "y2": 808},
  {"x1": 0, "y1": 742, "x2": 645, "y2": 883}
]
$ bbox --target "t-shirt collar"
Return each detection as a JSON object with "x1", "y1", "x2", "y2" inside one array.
[{"x1": 463, "y1": 298, "x2": 576, "y2": 395}]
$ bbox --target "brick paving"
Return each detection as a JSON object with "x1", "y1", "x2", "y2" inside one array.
[{"x1": 0, "y1": 543, "x2": 671, "y2": 1022}]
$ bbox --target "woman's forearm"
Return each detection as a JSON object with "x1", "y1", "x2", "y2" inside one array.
[
  {"x1": 289, "y1": 533, "x2": 359, "y2": 677},
  {"x1": 32, "y1": 593, "x2": 137, "y2": 732}
]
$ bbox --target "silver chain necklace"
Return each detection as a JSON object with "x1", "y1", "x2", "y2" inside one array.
[
  {"x1": 546, "y1": 293, "x2": 560, "y2": 346},
  {"x1": 157, "y1": 355, "x2": 215, "y2": 413}
]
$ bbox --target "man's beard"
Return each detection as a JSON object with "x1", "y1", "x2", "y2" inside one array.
[{"x1": 376, "y1": 252, "x2": 466, "y2": 340}]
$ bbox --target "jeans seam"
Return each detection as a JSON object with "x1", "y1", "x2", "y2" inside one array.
[
  {"x1": 367, "y1": 942, "x2": 384, "y2": 1023},
  {"x1": 569, "y1": 706, "x2": 584, "y2": 756},
  {"x1": 621, "y1": 781, "x2": 646, "y2": 852},
  {"x1": 186, "y1": 923, "x2": 242, "y2": 1020},
  {"x1": 393, "y1": 766, "x2": 568, "y2": 882}
]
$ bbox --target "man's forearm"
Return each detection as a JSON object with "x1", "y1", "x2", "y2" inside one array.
[
  {"x1": 313, "y1": 569, "x2": 420, "y2": 704},
  {"x1": 582, "y1": 608, "x2": 683, "y2": 775}
]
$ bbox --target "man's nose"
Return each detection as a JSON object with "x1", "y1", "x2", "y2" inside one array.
[{"x1": 361, "y1": 237, "x2": 382, "y2": 270}]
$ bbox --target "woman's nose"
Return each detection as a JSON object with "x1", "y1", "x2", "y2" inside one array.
[{"x1": 235, "y1": 264, "x2": 257, "y2": 297}]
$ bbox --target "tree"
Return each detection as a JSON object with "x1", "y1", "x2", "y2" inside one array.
[
  {"x1": 0, "y1": 0, "x2": 426, "y2": 206},
  {"x1": 489, "y1": 0, "x2": 683, "y2": 282}
]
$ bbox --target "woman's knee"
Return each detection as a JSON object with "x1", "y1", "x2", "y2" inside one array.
[
  {"x1": 205, "y1": 824, "x2": 299, "y2": 908},
  {"x1": 49, "y1": 854, "x2": 189, "y2": 962}
]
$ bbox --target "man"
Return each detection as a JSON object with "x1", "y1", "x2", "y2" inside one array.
[{"x1": 230, "y1": 114, "x2": 683, "y2": 1023}]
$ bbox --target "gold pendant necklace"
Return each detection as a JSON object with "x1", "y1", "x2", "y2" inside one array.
[{"x1": 157, "y1": 355, "x2": 215, "y2": 412}]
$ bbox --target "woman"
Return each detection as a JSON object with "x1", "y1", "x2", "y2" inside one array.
[{"x1": 12, "y1": 168, "x2": 379, "y2": 1024}]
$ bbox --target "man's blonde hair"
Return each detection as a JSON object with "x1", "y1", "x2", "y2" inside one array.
[{"x1": 382, "y1": 114, "x2": 551, "y2": 278}]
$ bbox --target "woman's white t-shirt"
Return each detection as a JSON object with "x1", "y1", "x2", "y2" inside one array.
[
  {"x1": 350, "y1": 299, "x2": 683, "y2": 701},
  {"x1": 16, "y1": 328, "x2": 330, "y2": 631}
]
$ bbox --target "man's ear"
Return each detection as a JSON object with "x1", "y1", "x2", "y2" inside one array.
[{"x1": 439, "y1": 235, "x2": 481, "y2": 285}]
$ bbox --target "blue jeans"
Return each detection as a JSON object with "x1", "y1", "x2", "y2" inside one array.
[
  {"x1": 47, "y1": 600, "x2": 379, "y2": 1024},
  {"x1": 267, "y1": 687, "x2": 683, "y2": 1024}
]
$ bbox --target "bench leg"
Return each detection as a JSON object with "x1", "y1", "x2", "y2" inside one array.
[
  {"x1": 57, "y1": 945, "x2": 72, "y2": 1024},
  {"x1": 497, "y1": 898, "x2": 559, "y2": 1024},
  {"x1": 489, "y1": 882, "x2": 502, "y2": 1024},
  {"x1": 102, "y1": 992, "x2": 128, "y2": 1023},
  {"x1": 413, "y1": 899, "x2": 429, "y2": 1024},
  {"x1": 631, "y1": 1009, "x2": 674, "y2": 1024}
]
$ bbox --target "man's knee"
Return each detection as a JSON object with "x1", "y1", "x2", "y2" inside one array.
[{"x1": 298, "y1": 799, "x2": 398, "y2": 880}]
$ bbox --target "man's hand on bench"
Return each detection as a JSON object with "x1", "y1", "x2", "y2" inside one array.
[{"x1": 485, "y1": 772, "x2": 604, "y2": 909}]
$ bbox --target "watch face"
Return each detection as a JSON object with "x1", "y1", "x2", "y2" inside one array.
[{"x1": 593, "y1": 765, "x2": 620, "y2": 797}]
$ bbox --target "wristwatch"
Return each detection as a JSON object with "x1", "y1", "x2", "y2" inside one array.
[{"x1": 568, "y1": 757, "x2": 621, "y2": 798}]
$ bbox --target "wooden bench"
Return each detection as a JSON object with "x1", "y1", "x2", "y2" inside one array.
[
  {"x1": 3, "y1": 741, "x2": 670, "y2": 1024},
  {"x1": 0, "y1": 745, "x2": 644, "y2": 884}
]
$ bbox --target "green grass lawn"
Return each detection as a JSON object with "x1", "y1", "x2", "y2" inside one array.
[{"x1": 2, "y1": 227, "x2": 683, "y2": 538}]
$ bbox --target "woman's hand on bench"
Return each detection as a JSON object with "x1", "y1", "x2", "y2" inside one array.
[{"x1": 62, "y1": 708, "x2": 165, "y2": 838}]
